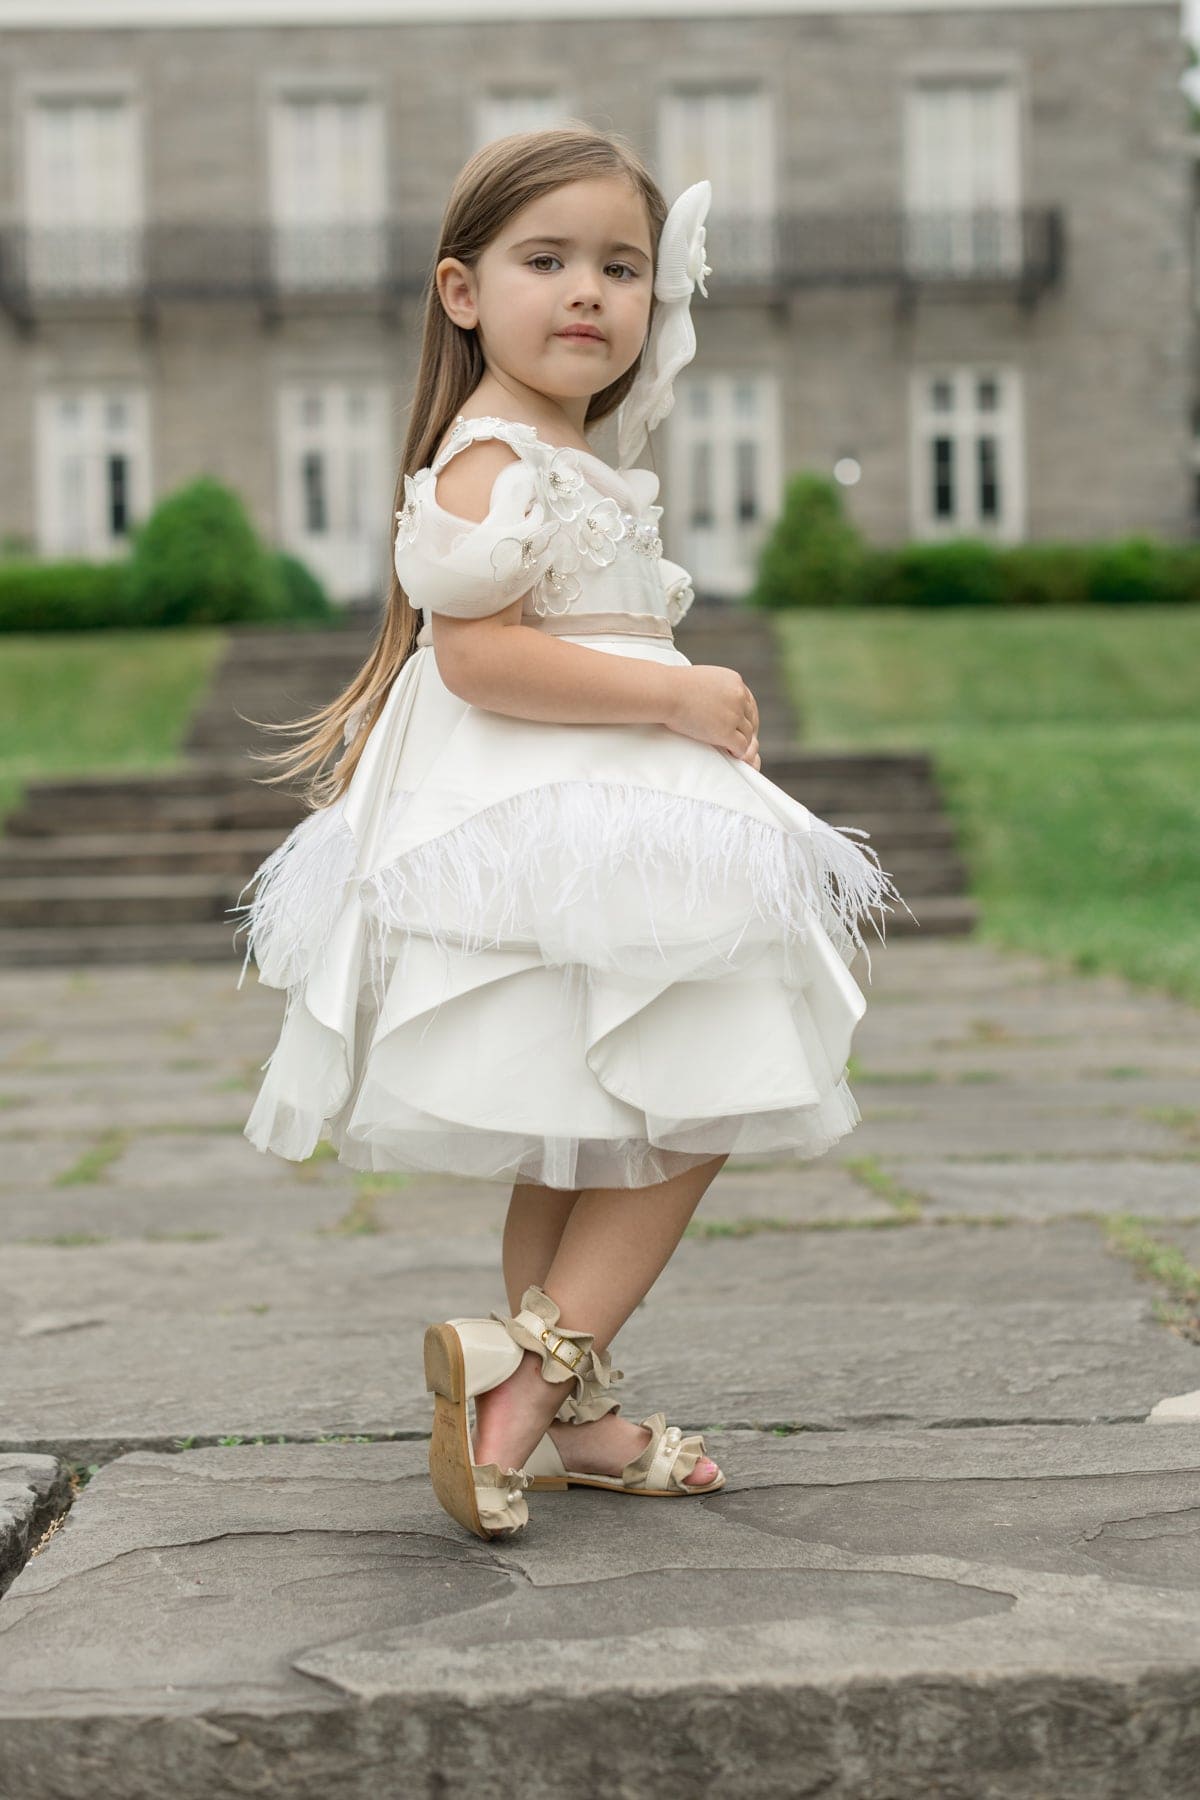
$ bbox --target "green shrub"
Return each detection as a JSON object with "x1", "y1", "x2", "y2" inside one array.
[
  {"x1": 124, "y1": 476, "x2": 287, "y2": 626},
  {"x1": 1083, "y1": 535, "x2": 1195, "y2": 607},
  {"x1": 750, "y1": 471, "x2": 867, "y2": 608},
  {"x1": 869, "y1": 538, "x2": 1009, "y2": 608},
  {"x1": 750, "y1": 510, "x2": 1200, "y2": 610},
  {"x1": 1000, "y1": 543, "x2": 1093, "y2": 607},
  {"x1": 273, "y1": 550, "x2": 335, "y2": 621},
  {"x1": 0, "y1": 560, "x2": 133, "y2": 632}
]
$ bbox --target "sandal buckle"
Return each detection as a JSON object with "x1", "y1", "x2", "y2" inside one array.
[{"x1": 539, "y1": 1326, "x2": 587, "y2": 1373}]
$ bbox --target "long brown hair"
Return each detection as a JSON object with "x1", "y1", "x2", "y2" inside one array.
[{"x1": 244, "y1": 123, "x2": 669, "y2": 811}]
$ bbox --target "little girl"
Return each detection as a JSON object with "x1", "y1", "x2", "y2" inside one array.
[{"x1": 232, "y1": 124, "x2": 908, "y2": 1542}]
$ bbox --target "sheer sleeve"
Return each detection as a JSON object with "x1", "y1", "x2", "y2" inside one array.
[
  {"x1": 393, "y1": 459, "x2": 563, "y2": 621},
  {"x1": 658, "y1": 555, "x2": 696, "y2": 627}
]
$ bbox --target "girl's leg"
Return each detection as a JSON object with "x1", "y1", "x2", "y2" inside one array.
[
  {"x1": 501, "y1": 1179, "x2": 580, "y2": 1306},
  {"x1": 474, "y1": 1152, "x2": 729, "y2": 1484}
]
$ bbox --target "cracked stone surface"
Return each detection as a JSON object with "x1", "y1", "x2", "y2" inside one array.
[
  {"x1": 0, "y1": 1456, "x2": 71, "y2": 1597},
  {"x1": 1, "y1": 1432, "x2": 1198, "y2": 1797},
  {"x1": 2, "y1": 938, "x2": 1200, "y2": 1796}
]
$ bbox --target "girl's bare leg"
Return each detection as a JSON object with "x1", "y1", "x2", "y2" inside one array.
[
  {"x1": 501, "y1": 1178, "x2": 580, "y2": 1305},
  {"x1": 474, "y1": 1153, "x2": 729, "y2": 1484}
]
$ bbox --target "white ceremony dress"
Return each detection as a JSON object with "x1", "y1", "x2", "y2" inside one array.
[{"x1": 232, "y1": 412, "x2": 909, "y2": 1190}]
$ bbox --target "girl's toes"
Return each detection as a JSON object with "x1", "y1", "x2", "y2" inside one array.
[{"x1": 685, "y1": 1456, "x2": 720, "y2": 1486}]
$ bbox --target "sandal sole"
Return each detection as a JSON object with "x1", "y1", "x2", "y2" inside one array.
[
  {"x1": 423, "y1": 1322, "x2": 504, "y2": 1541},
  {"x1": 526, "y1": 1472, "x2": 726, "y2": 1495}
]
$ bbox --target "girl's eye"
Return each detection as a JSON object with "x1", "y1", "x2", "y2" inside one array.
[{"x1": 528, "y1": 254, "x2": 637, "y2": 281}]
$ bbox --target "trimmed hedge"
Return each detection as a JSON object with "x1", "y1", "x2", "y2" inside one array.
[
  {"x1": 0, "y1": 475, "x2": 338, "y2": 632},
  {"x1": 750, "y1": 473, "x2": 1200, "y2": 608}
]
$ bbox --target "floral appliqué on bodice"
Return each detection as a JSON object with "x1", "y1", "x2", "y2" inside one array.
[{"x1": 395, "y1": 414, "x2": 695, "y2": 624}]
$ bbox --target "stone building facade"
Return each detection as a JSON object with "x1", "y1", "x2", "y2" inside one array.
[{"x1": 0, "y1": 0, "x2": 1191, "y2": 603}]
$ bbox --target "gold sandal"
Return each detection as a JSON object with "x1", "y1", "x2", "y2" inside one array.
[
  {"x1": 422, "y1": 1316, "x2": 533, "y2": 1540},
  {"x1": 525, "y1": 1409, "x2": 725, "y2": 1496},
  {"x1": 493, "y1": 1285, "x2": 725, "y2": 1497}
]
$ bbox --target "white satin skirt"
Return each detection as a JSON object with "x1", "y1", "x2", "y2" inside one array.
[{"x1": 231, "y1": 635, "x2": 908, "y2": 1190}]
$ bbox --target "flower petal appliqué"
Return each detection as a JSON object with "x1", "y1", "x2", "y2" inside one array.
[
  {"x1": 491, "y1": 516, "x2": 559, "y2": 584},
  {"x1": 530, "y1": 532, "x2": 583, "y2": 616},
  {"x1": 540, "y1": 449, "x2": 588, "y2": 524},
  {"x1": 394, "y1": 473, "x2": 422, "y2": 550},
  {"x1": 576, "y1": 496, "x2": 627, "y2": 569}
]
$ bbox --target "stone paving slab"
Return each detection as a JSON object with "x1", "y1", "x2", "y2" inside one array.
[
  {"x1": 4, "y1": 1225, "x2": 1198, "y2": 1459},
  {"x1": 0, "y1": 1456, "x2": 69, "y2": 1597},
  {"x1": 1, "y1": 1429, "x2": 1197, "y2": 1798},
  {"x1": 1, "y1": 1087, "x2": 1190, "y2": 1157},
  {"x1": 892, "y1": 1158, "x2": 1200, "y2": 1221},
  {"x1": 835, "y1": 1111, "x2": 1188, "y2": 1158},
  {"x1": 0, "y1": 1164, "x2": 897, "y2": 1244}
]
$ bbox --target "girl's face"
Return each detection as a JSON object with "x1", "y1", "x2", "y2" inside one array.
[{"x1": 437, "y1": 177, "x2": 654, "y2": 418}]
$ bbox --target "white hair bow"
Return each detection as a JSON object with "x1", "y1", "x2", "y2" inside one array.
[{"x1": 616, "y1": 179, "x2": 713, "y2": 471}]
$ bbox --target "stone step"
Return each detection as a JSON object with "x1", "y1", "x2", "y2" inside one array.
[
  {"x1": 13, "y1": 741, "x2": 932, "y2": 803},
  {"x1": 4, "y1": 756, "x2": 946, "y2": 837},
  {"x1": 0, "y1": 891, "x2": 962, "y2": 963},
  {"x1": 5, "y1": 783, "x2": 958, "y2": 838},
  {"x1": 7, "y1": 747, "x2": 935, "y2": 807},
  {"x1": 0, "y1": 920, "x2": 247, "y2": 967},
  {"x1": 0, "y1": 829, "x2": 293, "y2": 876},
  {"x1": 0, "y1": 812, "x2": 965, "y2": 876},
  {"x1": 3, "y1": 788, "x2": 304, "y2": 835},
  {"x1": 0, "y1": 834, "x2": 964, "y2": 902},
  {"x1": 3, "y1": 1427, "x2": 1193, "y2": 1797},
  {"x1": 0, "y1": 872, "x2": 246, "y2": 928}
]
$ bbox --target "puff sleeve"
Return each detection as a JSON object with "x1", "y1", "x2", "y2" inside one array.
[
  {"x1": 393, "y1": 459, "x2": 566, "y2": 621},
  {"x1": 658, "y1": 555, "x2": 695, "y2": 628}
]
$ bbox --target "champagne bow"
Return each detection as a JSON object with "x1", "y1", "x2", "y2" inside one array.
[{"x1": 615, "y1": 179, "x2": 713, "y2": 471}]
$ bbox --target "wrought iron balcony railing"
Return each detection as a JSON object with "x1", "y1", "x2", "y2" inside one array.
[{"x1": 0, "y1": 207, "x2": 1064, "y2": 325}]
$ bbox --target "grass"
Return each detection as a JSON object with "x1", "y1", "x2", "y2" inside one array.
[
  {"x1": 0, "y1": 626, "x2": 227, "y2": 826},
  {"x1": 772, "y1": 604, "x2": 1200, "y2": 1004}
]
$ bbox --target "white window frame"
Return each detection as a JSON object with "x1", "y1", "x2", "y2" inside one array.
[
  {"x1": 667, "y1": 371, "x2": 782, "y2": 600},
  {"x1": 909, "y1": 365, "x2": 1027, "y2": 542},
  {"x1": 21, "y1": 80, "x2": 144, "y2": 294},
  {"x1": 902, "y1": 67, "x2": 1024, "y2": 279},
  {"x1": 659, "y1": 84, "x2": 776, "y2": 281},
  {"x1": 275, "y1": 376, "x2": 392, "y2": 603},
  {"x1": 265, "y1": 79, "x2": 387, "y2": 289},
  {"x1": 473, "y1": 88, "x2": 572, "y2": 151},
  {"x1": 34, "y1": 385, "x2": 151, "y2": 560}
]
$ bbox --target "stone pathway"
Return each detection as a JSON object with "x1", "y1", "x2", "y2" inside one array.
[{"x1": 1, "y1": 935, "x2": 1198, "y2": 1795}]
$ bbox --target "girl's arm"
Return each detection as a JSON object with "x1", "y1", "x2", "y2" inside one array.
[
  {"x1": 435, "y1": 608, "x2": 684, "y2": 727},
  {"x1": 430, "y1": 441, "x2": 684, "y2": 728}
]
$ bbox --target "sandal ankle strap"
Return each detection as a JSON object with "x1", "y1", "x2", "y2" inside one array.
[
  {"x1": 554, "y1": 1354, "x2": 624, "y2": 1424},
  {"x1": 491, "y1": 1284, "x2": 623, "y2": 1412}
]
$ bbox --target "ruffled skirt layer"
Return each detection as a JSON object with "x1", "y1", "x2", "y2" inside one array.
[{"x1": 232, "y1": 635, "x2": 908, "y2": 1190}]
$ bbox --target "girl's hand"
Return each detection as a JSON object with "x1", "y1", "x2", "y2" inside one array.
[{"x1": 662, "y1": 665, "x2": 761, "y2": 770}]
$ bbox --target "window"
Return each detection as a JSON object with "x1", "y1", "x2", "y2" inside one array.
[
  {"x1": 475, "y1": 90, "x2": 569, "y2": 150},
  {"x1": 24, "y1": 94, "x2": 142, "y2": 292},
  {"x1": 669, "y1": 372, "x2": 781, "y2": 600},
  {"x1": 910, "y1": 366, "x2": 1026, "y2": 540},
  {"x1": 660, "y1": 86, "x2": 775, "y2": 280},
  {"x1": 277, "y1": 379, "x2": 390, "y2": 603},
  {"x1": 35, "y1": 386, "x2": 149, "y2": 558},
  {"x1": 268, "y1": 92, "x2": 386, "y2": 288},
  {"x1": 903, "y1": 78, "x2": 1022, "y2": 277}
]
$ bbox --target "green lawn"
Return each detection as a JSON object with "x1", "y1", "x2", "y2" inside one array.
[
  {"x1": 0, "y1": 628, "x2": 227, "y2": 825},
  {"x1": 773, "y1": 604, "x2": 1200, "y2": 1004}
]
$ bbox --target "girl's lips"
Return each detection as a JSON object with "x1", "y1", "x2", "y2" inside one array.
[{"x1": 557, "y1": 330, "x2": 605, "y2": 342}]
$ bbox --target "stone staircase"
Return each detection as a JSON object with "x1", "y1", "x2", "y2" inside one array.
[{"x1": 0, "y1": 600, "x2": 975, "y2": 967}]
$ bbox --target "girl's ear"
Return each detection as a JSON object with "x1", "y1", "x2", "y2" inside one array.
[{"x1": 436, "y1": 257, "x2": 478, "y2": 330}]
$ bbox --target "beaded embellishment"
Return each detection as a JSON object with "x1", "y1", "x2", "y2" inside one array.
[{"x1": 424, "y1": 415, "x2": 668, "y2": 613}]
